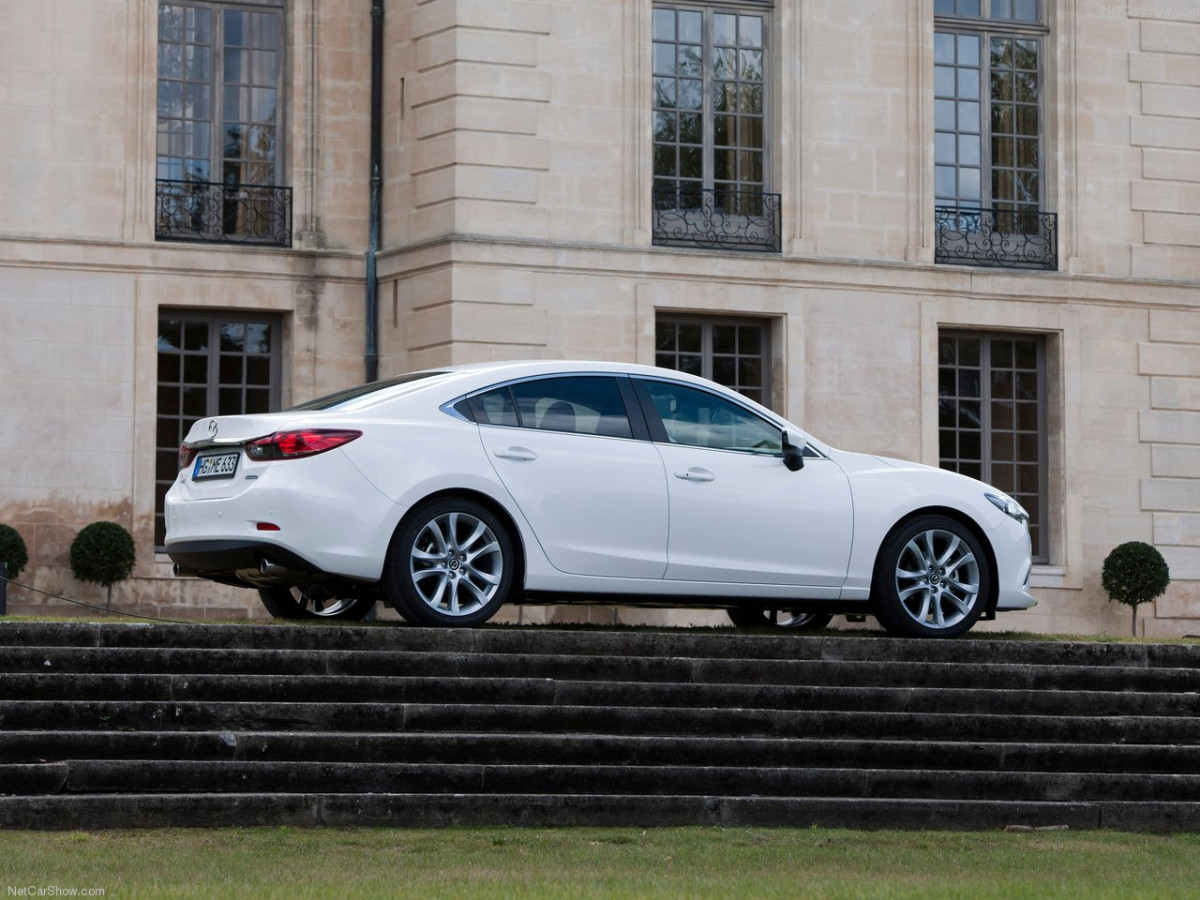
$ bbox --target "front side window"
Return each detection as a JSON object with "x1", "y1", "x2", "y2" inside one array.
[
  {"x1": 656, "y1": 315, "x2": 770, "y2": 405},
  {"x1": 938, "y1": 331, "x2": 1047, "y2": 560},
  {"x1": 652, "y1": 3, "x2": 780, "y2": 252},
  {"x1": 640, "y1": 380, "x2": 781, "y2": 453},
  {"x1": 934, "y1": 0, "x2": 1056, "y2": 269},
  {"x1": 156, "y1": 311, "x2": 281, "y2": 545},
  {"x1": 156, "y1": 1, "x2": 291, "y2": 246}
]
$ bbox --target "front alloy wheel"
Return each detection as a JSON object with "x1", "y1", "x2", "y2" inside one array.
[
  {"x1": 257, "y1": 585, "x2": 375, "y2": 621},
  {"x1": 873, "y1": 515, "x2": 989, "y2": 638},
  {"x1": 386, "y1": 498, "x2": 515, "y2": 627}
]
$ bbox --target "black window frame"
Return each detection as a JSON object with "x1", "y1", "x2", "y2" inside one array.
[
  {"x1": 938, "y1": 330, "x2": 1048, "y2": 562},
  {"x1": 459, "y1": 376, "x2": 651, "y2": 442},
  {"x1": 933, "y1": 0, "x2": 1056, "y2": 270},
  {"x1": 651, "y1": 1, "x2": 781, "y2": 253},
  {"x1": 155, "y1": 0, "x2": 292, "y2": 247}
]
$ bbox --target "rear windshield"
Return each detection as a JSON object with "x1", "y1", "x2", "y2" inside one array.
[{"x1": 290, "y1": 371, "x2": 448, "y2": 411}]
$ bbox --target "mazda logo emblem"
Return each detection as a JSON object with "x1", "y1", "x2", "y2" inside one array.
[{"x1": 207, "y1": 419, "x2": 219, "y2": 438}]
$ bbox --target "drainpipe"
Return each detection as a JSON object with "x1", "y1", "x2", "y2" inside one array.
[{"x1": 365, "y1": 0, "x2": 384, "y2": 383}]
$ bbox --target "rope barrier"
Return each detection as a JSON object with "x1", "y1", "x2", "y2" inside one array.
[{"x1": 0, "y1": 573, "x2": 195, "y2": 626}]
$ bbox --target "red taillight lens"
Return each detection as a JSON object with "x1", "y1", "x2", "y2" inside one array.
[
  {"x1": 179, "y1": 445, "x2": 197, "y2": 471},
  {"x1": 245, "y1": 429, "x2": 363, "y2": 461}
]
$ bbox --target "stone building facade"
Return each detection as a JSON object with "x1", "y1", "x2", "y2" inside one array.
[{"x1": 1, "y1": 0, "x2": 1197, "y2": 634}]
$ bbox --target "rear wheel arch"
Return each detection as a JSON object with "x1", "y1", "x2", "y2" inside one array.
[{"x1": 388, "y1": 489, "x2": 528, "y2": 601}]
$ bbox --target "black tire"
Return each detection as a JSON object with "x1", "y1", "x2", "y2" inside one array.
[
  {"x1": 726, "y1": 607, "x2": 834, "y2": 630},
  {"x1": 385, "y1": 497, "x2": 515, "y2": 627},
  {"x1": 257, "y1": 585, "x2": 375, "y2": 621},
  {"x1": 872, "y1": 515, "x2": 990, "y2": 638}
]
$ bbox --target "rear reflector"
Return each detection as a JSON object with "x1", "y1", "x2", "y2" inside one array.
[{"x1": 256, "y1": 522, "x2": 281, "y2": 532}]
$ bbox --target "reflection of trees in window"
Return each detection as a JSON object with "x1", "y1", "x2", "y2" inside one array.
[
  {"x1": 934, "y1": 1, "x2": 1052, "y2": 266},
  {"x1": 656, "y1": 316, "x2": 770, "y2": 407},
  {"x1": 156, "y1": 2, "x2": 287, "y2": 244},
  {"x1": 938, "y1": 332, "x2": 1046, "y2": 560},
  {"x1": 653, "y1": 5, "x2": 767, "y2": 209}
]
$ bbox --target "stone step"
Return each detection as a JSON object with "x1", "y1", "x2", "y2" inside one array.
[
  {"x1": 2, "y1": 622, "x2": 1197, "y2": 669},
  {"x1": 2, "y1": 793, "x2": 1199, "y2": 832},
  {"x1": 6, "y1": 760, "x2": 1200, "y2": 803},
  {"x1": 6, "y1": 646, "x2": 1198, "y2": 694},
  {"x1": 1, "y1": 621, "x2": 1198, "y2": 831},
  {"x1": 7, "y1": 730, "x2": 1200, "y2": 774},
  {"x1": 2, "y1": 700, "x2": 1198, "y2": 744},
  {"x1": 2, "y1": 673, "x2": 1198, "y2": 718}
]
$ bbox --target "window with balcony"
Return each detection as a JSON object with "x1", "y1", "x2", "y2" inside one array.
[
  {"x1": 938, "y1": 331, "x2": 1047, "y2": 560},
  {"x1": 934, "y1": 0, "x2": 1056, "y2": 269},
  {"x1": 652, "y1": 3, "x2": 780, "y2": 253},
  {"x1": 156, "y1": 1, "x2": 291, "y2": 246},
  {"x1": 156, "y1": 311, "x2": 282, "y2": 547}
]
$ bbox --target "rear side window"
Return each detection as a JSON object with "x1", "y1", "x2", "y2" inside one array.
[
  {"x1": 470, "y1": 377, "x2": 635, "y2": 438},
  {"x1": 469, "y1": 388, "x2": 519, "y2": 427}
]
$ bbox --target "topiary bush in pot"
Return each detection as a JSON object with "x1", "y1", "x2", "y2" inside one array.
[
  {"x1": 0, "y1": 524, "x2": 28, "y2": 581},
  {"x1": 70, "y1": 522, "x2": 136, "y2": 608},
  {"x1": 1102, "y1": 540, "x2": 1170, "y2": 637}
]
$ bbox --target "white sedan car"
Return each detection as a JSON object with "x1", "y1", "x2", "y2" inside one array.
[{"x1": 165, "y1": 360, "x2": 1035, "y2": 638}]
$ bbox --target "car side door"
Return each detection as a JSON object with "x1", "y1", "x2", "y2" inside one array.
[
  {"x1": 634, "y1": 378, "x2": 854, "y2": 591},
  {"x1": 471, "y1": 375, "x2": 669, "y2": 579}
]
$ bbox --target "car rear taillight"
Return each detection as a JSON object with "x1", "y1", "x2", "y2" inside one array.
[
  {"x1": 244, "y1": 429, "x2": 363, "y2": 461},
  {"x1": 179, "y1": 445, "x2": 197, "y2": 471}
]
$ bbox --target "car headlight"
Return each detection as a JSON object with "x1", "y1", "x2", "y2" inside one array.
[{"x1": 985, "y1": 492, "x2": 1029, "y2": 529}]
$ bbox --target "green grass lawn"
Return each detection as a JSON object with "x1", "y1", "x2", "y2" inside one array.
[{"x1": 2, "y1": 827, "x2": 1198, "y2": 899}]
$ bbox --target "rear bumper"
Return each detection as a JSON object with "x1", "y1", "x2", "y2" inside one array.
[{"x1": 166, "y1": 540, "x2": 319, "y2": 579}]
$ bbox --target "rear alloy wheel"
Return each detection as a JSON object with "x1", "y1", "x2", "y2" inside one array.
[
  {"x1": 386, "y1": 498, "x2": 515, "y2": 627},
  {"x1": 873, "y1": 515, "x2": 989, "y2": 638},
  {"x1": 727, "y1": 607, "x2": 833, "y2": 630},
  {"x1": 257, "y1": 585, "x2": 375, "y2": 621}
]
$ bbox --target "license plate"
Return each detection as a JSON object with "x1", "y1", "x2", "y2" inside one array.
[{"x1": 193, "y1": 452, "x2": 239, "y2": 481}]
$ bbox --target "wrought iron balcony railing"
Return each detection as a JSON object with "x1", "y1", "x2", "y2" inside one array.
[
  {"x1": 653, "y1": 187, "x2": 782, "y2": 253},
  {"x1": 155, "y1": 179, "x2": 293, "y2": 248},
  {"x1": 935, "y1": 205, "x2": 1058, "y2": 271}
]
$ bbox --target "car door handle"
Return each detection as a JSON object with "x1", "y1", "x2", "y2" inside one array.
[
  {"x1": 493, "y1": 446, "x2": 538, "y2": 462},
  {"x1": 675, "y1": 467, "x2": 715, "y2": 483}
]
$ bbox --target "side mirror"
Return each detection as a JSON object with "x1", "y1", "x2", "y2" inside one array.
[{"x1": 782, "y1": 431, "x2": 805, "y2": 472}]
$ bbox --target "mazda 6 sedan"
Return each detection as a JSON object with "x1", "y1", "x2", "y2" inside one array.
[{"x1": 165, "y1": 360, "x2": 1035, "y2": 637}]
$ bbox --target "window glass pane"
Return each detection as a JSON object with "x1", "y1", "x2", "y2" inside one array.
[
  {"x1": 714, "y1": 13, "x2": 736, "y2": 46},
  {"x1": 957, "y1": 34, "x2": 980, "y2": 67},
  {"x1": 959, "y1": 134, "x2": 981, "y2": 166},
  {"x1": 470, "y1": 388, "x2": 519, "y2": 428},
  {"x1": 739, "y1": 16, "x2": 763, "y2": 49},
  {"x1": 645, "y1": 382, "x2": 779, "y2": 452},
  {"x1": 654, "y1": 42, "x2": 675, "y2": 75},
  {"x1": 510, "y1": 378, "x2": 632, "y2": 438},
  {"x1": 935, "y1": 32, "x2": 955, "y2": 64},
  {"x1": 935, "y1": 66, "x2": 956, "y2": 97},
  {"x1": 678, "y1": 10, "x2": 701, "y2": 43},
  {"x1": 957, "y1": 68, "x2": 980, "y2": 100},
  {"x1": 653, "y1": 8, "x2": 675, "y2": 40},
  {"x1": 958, "y1": 101, "x2": 980, "y2": 132}
]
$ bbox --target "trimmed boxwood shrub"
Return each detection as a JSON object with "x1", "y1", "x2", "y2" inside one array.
[
  {"x1": 0, "y1": 524, "x2": 28, "y2": 580},
  {"x1": 70, "y1": 522, "x2": 136, "y2": 608},
  {"x1": 1102, "y1": 541, "x2": 1170, "y2": 637}
]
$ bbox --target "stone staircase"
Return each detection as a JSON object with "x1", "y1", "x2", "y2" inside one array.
[{"x1": 1, "y1": 621, "x2": 1199, "y2": 831}]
